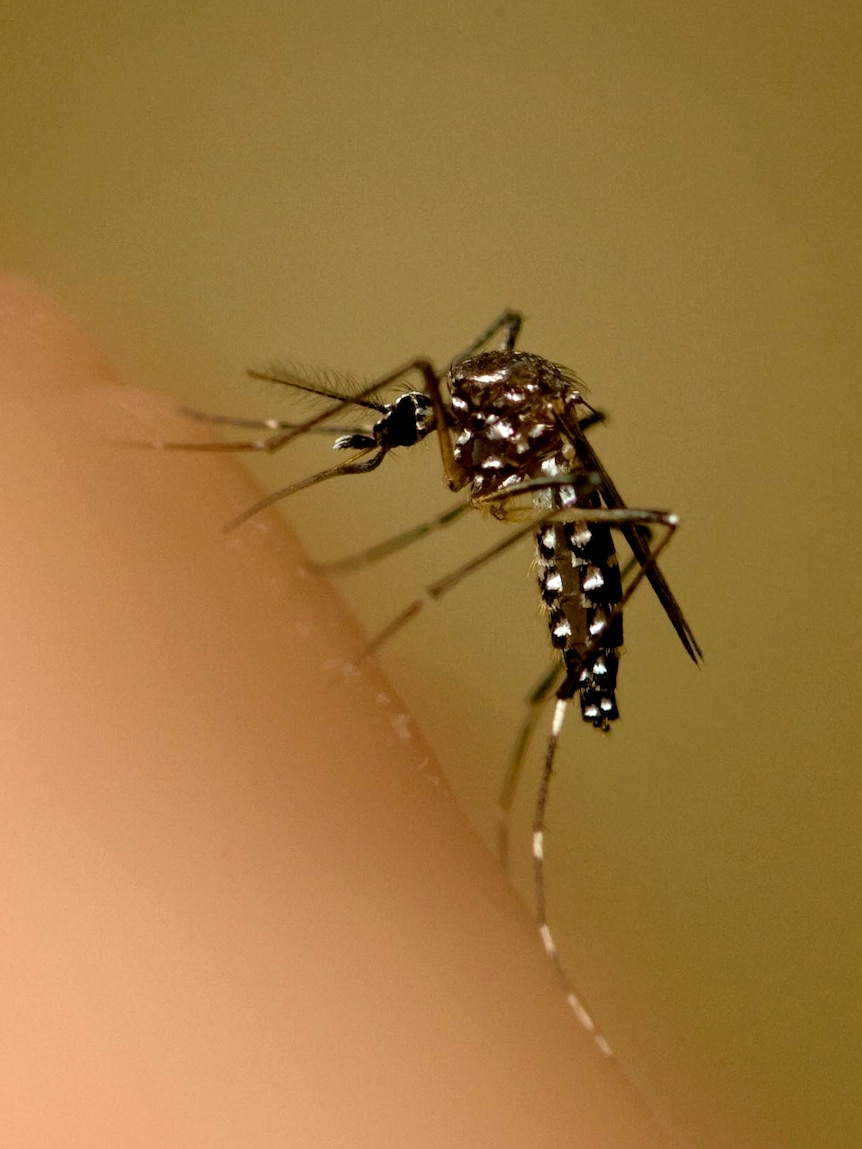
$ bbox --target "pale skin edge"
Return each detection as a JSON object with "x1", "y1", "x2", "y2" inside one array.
[{"x1": 0, "y1": 276, "x2": 686, "y2": 1148}]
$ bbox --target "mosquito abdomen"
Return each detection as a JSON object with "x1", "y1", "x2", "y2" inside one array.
[{"x1": 535, "y1": 506, "x2": 623, "y2": 731}]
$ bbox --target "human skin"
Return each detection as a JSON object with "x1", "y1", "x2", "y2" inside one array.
[{"x1": 0, "y1": 276, "x2": 675, "y2": 1147}]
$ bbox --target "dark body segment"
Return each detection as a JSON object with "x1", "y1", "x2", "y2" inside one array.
[{"x1": 447, "y1": 351, "x2": 623, "y2": 730}]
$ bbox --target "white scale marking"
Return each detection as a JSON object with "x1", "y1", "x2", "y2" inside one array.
[
  {"x1": 539, "y1": 924, "x2": 557, "y2": 958},
  {"x1": 391, "y1": 713, "x2": 412, "y2": 741},
  {"x1": 552, "y1": 697, "x2": 567, "y2": 736},
  {"x1": 486, "y1": 418, "x2": 514, "y2": 440},
  {"x1": 594, "y1": 1035, "x2": 613, "y2": 1057},
  {"x1": 567, "y1": 994, "x2": 596, "y2": 1033},
  {"x1": 566, "y1": 999, "x2": 613, "y2": 1056},
  {"x1": 543, "y1": 571, "x2": 563, "y2": 594},
  {"x1": 473, "y1": 368, "x2": 509, "y2": 384},
  {"x1": 532, "y1": 830, "x2": 544, "y2": 860}
]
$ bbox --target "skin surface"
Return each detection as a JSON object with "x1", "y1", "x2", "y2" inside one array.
[{"x1": 0, "y1": 276, "x2": 678, "y2": 1147}]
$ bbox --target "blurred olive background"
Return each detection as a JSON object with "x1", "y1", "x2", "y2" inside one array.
[{"x1": 2, "y1": 3, "x2": 859, "y2": 1146}]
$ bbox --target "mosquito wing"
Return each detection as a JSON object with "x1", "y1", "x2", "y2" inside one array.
[{"x1": 561, "y1": 412, "x2": 703, "y2": 665}]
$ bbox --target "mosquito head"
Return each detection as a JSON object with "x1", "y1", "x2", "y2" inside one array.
[
  {"x1": 382, "y1": 392, "x2": 435, "y2": 447},
  {"x1": 334, "y1": 392, "x2": 435, "y2": 453}
]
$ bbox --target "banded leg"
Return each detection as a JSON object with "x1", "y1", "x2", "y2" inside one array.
[
  {"x1": 528, "y1": 520, "x2": 680, "y2": 1057},
  {"x1": 497, "y1": 661, "x2": 563, "y2": 870},
  {"x1": 531, "y1": 697, "x2": 614, "y2": 1057}
]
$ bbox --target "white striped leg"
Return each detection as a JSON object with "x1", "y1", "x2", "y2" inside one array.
[{"x1": 533, "y1": 698, "x2": 614, "y2": 1058}]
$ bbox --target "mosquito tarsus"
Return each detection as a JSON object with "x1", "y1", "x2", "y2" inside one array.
[{"x1": 148, "y1": 310, "x2": 702, "y2": 1054}]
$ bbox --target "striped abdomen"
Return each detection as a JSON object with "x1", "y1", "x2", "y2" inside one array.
[{"x1": 535, "y1": 483, "x2": 623, "y2": 730}]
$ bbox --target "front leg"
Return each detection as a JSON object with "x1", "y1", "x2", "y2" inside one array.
[{"x1": 451, "y1": 310, "x2": 523, "y2": 363}]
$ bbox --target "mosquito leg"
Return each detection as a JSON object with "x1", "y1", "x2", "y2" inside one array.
[
  {"x1": 533, "y1": 698, "x2": 566, "y2": 952},
  {"x1": 119, "y1": 435, "x2": 283, "y2": 453},
  {"x1": 313, "y1": 500, "x2": 472, "y2": 575},
  {"x1": 474, "y1": 472, "x2": 605, "y2": 504},
  {"x1": 497, "y1": 661, "x2": 564, "y2": 871},
  {"x1": 222, "y1": 448, "x2": 388, "y2": 531},
  {"x1": 533, "y1": 697, "x2": 613, "y2": 1057},
  {"x1": 481, "y1": 468, "x2": 697, "y2": 666},
  {"x1": 451, "y1": 310, "x2": 524, "y2": 362},
  {"x1": 179, "y1": 407, "x2": 369, "y2": 437},
  {"x1": 181, "y1": 409, "x2": 297, "y2": 431}
]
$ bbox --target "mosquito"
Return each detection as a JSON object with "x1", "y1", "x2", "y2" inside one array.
[{"x1": 143, "y1": 311, "x2": 702, "y2": 1053}]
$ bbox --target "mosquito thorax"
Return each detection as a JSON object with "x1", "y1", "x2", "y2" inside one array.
[
  {"x1": 448, "y1": 350, "x2": 578, "y2": 406},
  {"x1": 447, "y1": 351, "x2": 586, "y2": 496}
]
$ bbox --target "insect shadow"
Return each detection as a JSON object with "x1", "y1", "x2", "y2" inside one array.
[{"x1": 139, "y1": 311, "x2": 702, "y2": 1055}]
